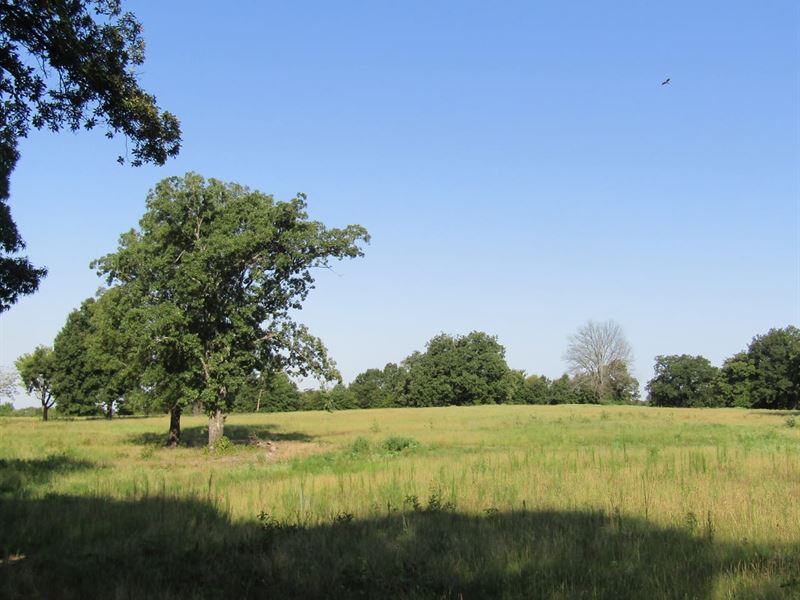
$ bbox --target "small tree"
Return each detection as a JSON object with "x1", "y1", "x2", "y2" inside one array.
[
  {"x1": 93, "y1": 173, "x2": 368, "y2": 447},
  {"x1": 15, "y1": 346, "x2": 56, "y2": 420},
  {"x1": 349, "y1": 365, "x2": 410, "y2": 409},
  {"x1": 514, "y1": 374, "x2": 550, "y2": 404},
  {"x1": 564, "y1": 320, "x2": 634, "y2": 402},
  {"x1": 549, "y1": 374, "x2": 576, "y2": 404}
]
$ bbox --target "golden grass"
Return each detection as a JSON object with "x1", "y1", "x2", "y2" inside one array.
[{"x1": 1, "y1": 405, "x2": 798, "y2": 598}]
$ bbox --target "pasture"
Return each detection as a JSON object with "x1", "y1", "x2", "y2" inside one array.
[{"x1": 1, "y1": 405, "x2": 798, "y2": 599}]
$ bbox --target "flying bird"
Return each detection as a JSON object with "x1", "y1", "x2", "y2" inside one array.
[{"x1": 661, "y1": 77, "x2": 671, "y2": 85}]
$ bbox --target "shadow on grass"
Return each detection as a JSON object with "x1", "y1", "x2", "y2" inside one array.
[
  {"x1": 128, "y1": 424, "x2": 314, "y2": 448},
  {"x1": 0, "y1": 495, "x2": 797, "y2": 599},
  {"x1": 0, "y1": 456, "x2": 95, "y2": 497}
]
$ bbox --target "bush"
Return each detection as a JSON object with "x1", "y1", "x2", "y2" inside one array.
[
  {"x1": 382, "y1": 436, "x2": 418, "y2": 453},
  {"x1": 208, "y1": 435, "x2": 233, "y2": 455},
  {"x1": 350, "y1": 437, "x2": 371, "y2": 455}
]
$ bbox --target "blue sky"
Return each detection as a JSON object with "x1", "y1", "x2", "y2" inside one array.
[{"x1": 1, "y1": 1, "x2": 798, "y2": 405}]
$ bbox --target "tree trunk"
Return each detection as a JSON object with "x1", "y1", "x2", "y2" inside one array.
[
  {"x1": 208, "y1": 409, "x2": 225, "y2": 449},
  {"x1": 256, "y1": 389, "x2": 262, "y2": 413},
  {"x1": 106, "y1": 400, "x2": 113, "y2": 419},
  {"x1": 167, "y1": 404, "x2": 182, "y2": 447},
  {"x1": 42, "y1": 404, "x2": 48, "y2": 422}
]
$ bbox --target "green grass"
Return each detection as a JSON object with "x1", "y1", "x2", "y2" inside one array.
[{"x1": 0, "y1": 405, "x2": 798, "y2": 598}]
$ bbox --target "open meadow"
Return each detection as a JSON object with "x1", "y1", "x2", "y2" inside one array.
[{"x1": 1, "y1": 405, "x2": 799, "y2": 599}]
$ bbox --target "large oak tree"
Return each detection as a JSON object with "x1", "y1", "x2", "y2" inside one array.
[{"x1": 93, "y1": 173, "x2": 369, "y2": 447}]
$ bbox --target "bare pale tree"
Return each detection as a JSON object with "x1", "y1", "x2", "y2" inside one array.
[
  {"x1": 0, "y1": 367, "x2": 19, "y2": 401},
  {"x1": 564, "y1": 320, "x2": 633, "y2": 399}
]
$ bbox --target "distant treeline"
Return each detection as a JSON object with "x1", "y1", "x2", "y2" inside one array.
[
  {"x1": 12, "y1": 330, "x2": 640, "y2": 418},
  {"x1": 647, "y1": 326, "x2": 799, "y2": 410},
  {"x1": 11, "y1": 326, "x2": 798, "y2": 418},
  {"x1": 239, "y1": 326, "x2": 799, "y2": 413},
  {"x1": 232, "y1": 331, "x2": 640, "y2": 413}
]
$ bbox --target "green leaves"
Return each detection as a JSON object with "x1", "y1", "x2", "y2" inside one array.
[
  {"x1": 404, "y1": 331, "x2": 513, "y2": 407},
  {"x1": 93, "y1": 173, "x2": 368, "y2": 421},
  {"x1": 15, "y1": 345, "x2": 56, "y2": 418},
  {"x1": 0, "y1": 0, "x2": 182, "y2": 311},
  {"x1": 646, "y1": 355, "x2": 720, "y2": 408},
  {"x1": 646, "y1": 327, "x2": 800, "y2": 409},
  {"x1": 744, "y1": 326, "x2": 800, "y2": 409}
]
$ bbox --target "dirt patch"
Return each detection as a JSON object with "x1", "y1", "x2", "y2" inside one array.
[
  {"x1": 263, "y1": 440, "x2": 329, "y2": 462},
  {"x1": 204, "y1": 439, "x2": 329, "y2": 466}
]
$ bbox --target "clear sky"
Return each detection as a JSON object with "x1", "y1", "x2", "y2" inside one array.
[{"x1": 1, "y1": 1, "x2": 798, "y2": 406}]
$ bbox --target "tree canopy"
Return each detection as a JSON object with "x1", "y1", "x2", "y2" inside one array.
[
  {"x1": 744, "y1": 326, "x2": 800, "y2": 409},
  {"x1": 50, "y1": 287, "x2": 140, "y2": 417},
  {"x1": 401, "y1": 331, "x2": 514, "y2": 407},
  {"x1": 92, "y1": 173, "x2": 369, "y2": 446},
  {"x1": 646, "y1": 355, "x2": 721, "y2": 408},
  {"x1": 50, "y1": 296, "x2": 102, "y2": 416},
  {"x1": 15, "y1": 344, "x2": 55, "y2": 420},
  {"x1": 0, "y1": 0, "x2": 181, "y2": 311},
  {"x1": 645, "y1": 326, "x2": 800, "y2": 409},
  {"x1": 233, "y1": 371, "x2": 300, "y2": 413}
]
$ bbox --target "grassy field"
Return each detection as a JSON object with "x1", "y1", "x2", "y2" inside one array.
[{"x1": 1, "y1": 405, "x2": 798, "y2": 599}]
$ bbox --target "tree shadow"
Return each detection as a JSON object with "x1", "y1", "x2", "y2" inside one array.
[
  {"x1": 0, "y1": 495, "x2": 797, "y2": 599},
  {"x1": 0, "y1": 456, "x2": 96, "y2": 497},
  {"x1": 128, "y1": 424, "x2": 314, "y2": 447}
]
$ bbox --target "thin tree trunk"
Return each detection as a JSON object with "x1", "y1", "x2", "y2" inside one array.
[
  {"x1": 208, "y1": 409, "x2": 225, "y2": 449},
  {"x1": 167, "y1": 404, "x2": 182, "y2": 447},
  {"x1": 42, "y1": 404, "x2": 48, "y2": 422},
  {"x1": 106, "y1": 401, "x2": 113, "y2": 419},
  {"x1": 256, "y1": 389, "x2": 262, "y2": 413}
]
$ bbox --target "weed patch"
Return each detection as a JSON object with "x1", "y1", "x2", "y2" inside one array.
[{"x1": 382, "y1": 436, "x2": 418, "y2": 453}]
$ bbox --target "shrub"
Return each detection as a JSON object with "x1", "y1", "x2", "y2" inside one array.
[
  {"x1": 350, "y1": 437, "x2": 371, "y2": 455},
  {"x1": 382, "y1": 436, "x2": 418, "y2": 453},
  {"x1": 208, "y1": 435, "x2": 233, "y2": 455}
]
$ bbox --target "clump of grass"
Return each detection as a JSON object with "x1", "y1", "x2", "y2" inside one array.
[
  {"x1": 785, "y1": 416, "x2": 796, "y2": 428},
  {"x1": 684, "y1": 511, "x2": 699, "y2": 532},
  {"x1": 139, "y1": 446, "x2": 155, "y2": 460},
  {"x1": 382, "y1": 436, "x2": 418, "y2": 453},
  {"x1": 402, "y1": 490, "x2": 455, "y2": 512},
  {"x1": 425, "y1": 489, "x2": 455, "y2": 512},
  {"x1": 207, "y1": 435, "x2": 233, "y2": 455},
  {"x1": 333, "y1": 511, "x2": 354, "y2": 525}
]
